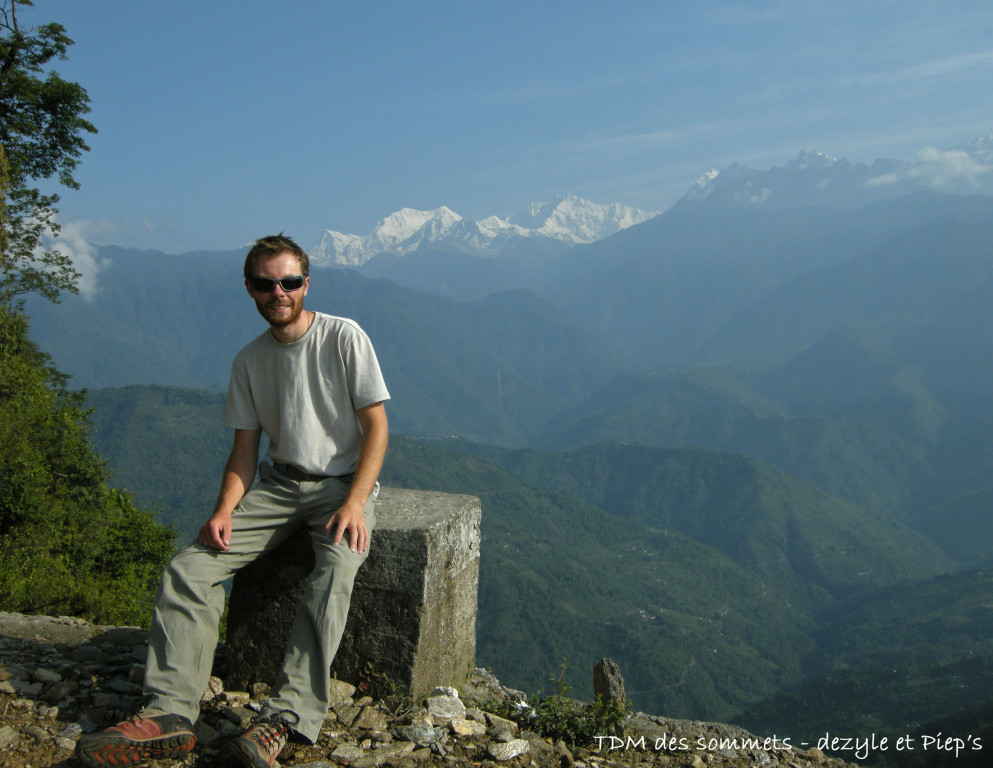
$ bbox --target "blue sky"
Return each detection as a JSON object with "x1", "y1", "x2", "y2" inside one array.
[{"x1": 28, "y1": 1, "x2": 993, "y2": 254}]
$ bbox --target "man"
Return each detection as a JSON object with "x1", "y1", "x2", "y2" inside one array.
[{"x1": 77, "y1": 234, "x2": 390, "y2": 768}]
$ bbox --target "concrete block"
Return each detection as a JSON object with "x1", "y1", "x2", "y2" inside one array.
[{"x1": 224, "y1": 488, "x2": 480, "y2": 700}]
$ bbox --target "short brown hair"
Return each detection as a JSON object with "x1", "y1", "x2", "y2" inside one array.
[{"x1": 243, "y1": 234, "x2": 310, "y2": 279}]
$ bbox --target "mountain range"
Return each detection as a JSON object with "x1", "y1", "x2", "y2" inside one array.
[
  {"x1": 680, "y1": 135, "x2": 993, "y2": 211},
  {"x1": 311, "y1": 194, "x2": 659, "y2": 267},
  {"x1": 311, "y1": 135, "x2": 993, "y2": 274},
  {"x1": 328, "y1": 138, "x2": 993, "y2": 308}
]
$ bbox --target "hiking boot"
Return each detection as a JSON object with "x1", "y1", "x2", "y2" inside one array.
[
  {"x1": 75, "y1": 709, "x2": 196, "y2": 766},
  {"x1": 228, "y1": 717, "x2": 292, "y2": 768}
]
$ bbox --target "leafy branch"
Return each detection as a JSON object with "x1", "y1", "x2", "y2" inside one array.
[{"x1": 0, "y1": 0, "x2": 96, "y2": 306}]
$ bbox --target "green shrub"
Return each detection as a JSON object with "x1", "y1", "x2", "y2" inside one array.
[
  {"x1": 0, "y1": 306, "x2": 174, "y2": 626},
  {"x1": 486, "y1": 662, "x2": 628, "y2": 749}
]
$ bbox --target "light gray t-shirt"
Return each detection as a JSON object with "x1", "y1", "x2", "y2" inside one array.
[{"x1": 223, "y1": 312, "x2": 390, "y2": 476}]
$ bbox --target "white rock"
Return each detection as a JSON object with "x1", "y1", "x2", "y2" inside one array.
[
  {"x1": 488, "y1": 738, "x2": 530, "y2": 761},
  {"x1": 450, "y1": 718, "x2": 488, "y2": 737},
  {"x1": 331, "y1": 742, "x2": 366, "y2": 762},
  {"x1": 0, "y1": 725, "x2": 19, "y2": 748},
  {"x1": 426, "y1": 694, "x2": 466, "y2": 723}
]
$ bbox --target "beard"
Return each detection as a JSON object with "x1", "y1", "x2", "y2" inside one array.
[{"x1": 255, "y1": 294, "x2": 304, "y2": 327}]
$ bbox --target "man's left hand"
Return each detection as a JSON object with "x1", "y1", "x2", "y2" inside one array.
[{"x1": 324, "y1": 499, "x2": 369, "y2": 553}]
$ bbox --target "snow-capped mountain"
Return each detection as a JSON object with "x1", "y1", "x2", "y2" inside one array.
[
  {"x1": 312, "y1": 195, "x2": 658, "y2": 267},
  {"x1": 680, "y1": 136, "x2": 993, "y2": 210}
]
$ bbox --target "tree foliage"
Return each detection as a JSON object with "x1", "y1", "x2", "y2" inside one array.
[
  {"x1": 0, "y1": 0, "x2": 96, "y2": 306},
  {"x1": 0, "y1": 307, "x2": 175, "y2": 624},
  {"x1": 0, "y1": 3, "x2": 174, "y2": 626}
]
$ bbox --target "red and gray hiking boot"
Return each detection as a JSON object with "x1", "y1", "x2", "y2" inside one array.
[
  {"x1": 75, "y1": 708, "x2": 196, "y2": 765},
  {"x1": 228, "y1": 717, "x2": 292, "y2": 768}
]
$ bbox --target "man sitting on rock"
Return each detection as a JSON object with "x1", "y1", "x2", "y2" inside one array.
[{"x1": 77, "y1": 234, "x2": 390, "y2": 767}]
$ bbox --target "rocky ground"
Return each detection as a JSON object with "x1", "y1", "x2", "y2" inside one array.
[{"x1": 0, "y1": 612, "x2": 857, "y2": 768}]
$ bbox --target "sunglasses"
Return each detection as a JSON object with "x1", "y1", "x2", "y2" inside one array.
[{"x1": 250, "y1": 275, "x2": 306, "y2": 293}]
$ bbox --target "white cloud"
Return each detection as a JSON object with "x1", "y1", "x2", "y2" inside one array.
[
  {"x1": 842, "y1": 50, "x2": 993, "y2": 90},
  {"x1": 914, "y1": 147, "x2": 993, "y2": 189},
  {"x1": 864, "y1": 173, "x2": 901, "y2": 188},
  {"x1": 46, "y1": 220, "x2": 116, "y2": 301},
  {"x1": 865, "y1": 147, "x2": 993, "y2": 191}
]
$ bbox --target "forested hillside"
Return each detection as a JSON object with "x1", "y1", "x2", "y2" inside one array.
[
  {"x1": 0, "y1": 309, "x2": 174, "y2": 626},
  {"x1": 83, "y1": 384, "x2": 991, "y2": 742},
  {"x1": 738, "y1": 568, "x2": 993, "y2": 751}
]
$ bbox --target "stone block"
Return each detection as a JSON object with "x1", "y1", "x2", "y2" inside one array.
[{"x1": 225, "y1": 488, "x2": 480, "y2": 700}]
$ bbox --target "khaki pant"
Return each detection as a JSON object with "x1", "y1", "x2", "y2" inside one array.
[{"x1": 143, "y1": 462, "x2": 375, "y2": 742}]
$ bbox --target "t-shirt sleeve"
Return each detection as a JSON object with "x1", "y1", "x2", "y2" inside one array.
[
  {"x1": 223, "y1": 351, "x2": 261, "y2": 430},
  {"x1": 342, "y1": 326, "x2": 391, "y2": 411}
]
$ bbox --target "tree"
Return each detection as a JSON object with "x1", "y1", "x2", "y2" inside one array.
[
  {"x1": 0, "y1": 2, "x2": 174, "y2": 625},
  {"x1": 0, "y1": 0, "x2": 96, "y2": 306},
  {"x1": 0, "y1": 305, "x2": 176, "y2": 624}
]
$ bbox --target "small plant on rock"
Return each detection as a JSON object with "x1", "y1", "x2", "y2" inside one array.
[
  {"x1": 487, "y1": 661, "x2": 628, "y2": 749},
  {"x1": 357, "y1": 661, "x2": 419, "y2": 719}
]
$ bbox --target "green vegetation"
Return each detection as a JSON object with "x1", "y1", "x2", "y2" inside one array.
[
  {"x1": 452, "y1": 439, "x2": 949, "y2": 592},
  {"x1": 737, "y1": 568, "x2": 993, "y2": 745},
  {"x1": 380, "y1": 434, "x2": 825, "y2": 721},
  {"x1": 484, "y1": 662, "x2": 628, "y2": 749},
  {"x1": 740, "y1": 655, "x2": 993, "y2": 755},
  {"x1": 84, "y1": 385, "x2": 230, "y2": 544},
  {"x1": 0, "y1": 2, "x2": 172, "y2": 627},
  {"x1": 523, "y1": 693, "x2": 627, "y2": 750},
  {"x1": 0, "y1": 0, "x2": 97, "y2": 305},
  {"x1": 896, "y1": 700, "x2": 993, "y2": 768},
  {"x1": 0, "y1": 309, "x2": 174, "y2": 624},
  {"x1": 814, "y1": 568, "x2": 993, "y2": 670},
  {"x1": 538, "y1": 361, "x2": 934, "y2": 518}
]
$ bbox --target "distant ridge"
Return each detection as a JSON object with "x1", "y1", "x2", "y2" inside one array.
[
  {"x1": 679, "y1": 134, "x2": 993, "y2": 210},
  {"x1": 309, "y1": 134, "x2": 993, "y2": 269},
  {"x1": 311, "y1": 194, "x2": 658, "y2": 266}
]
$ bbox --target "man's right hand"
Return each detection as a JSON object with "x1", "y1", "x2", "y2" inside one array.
[
  {"x1": 198, "y1": 511, "x2": 232, "y2": 551},
  {"x1": 199, "y1": 428, "x2": 258, "y2": 552}
]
